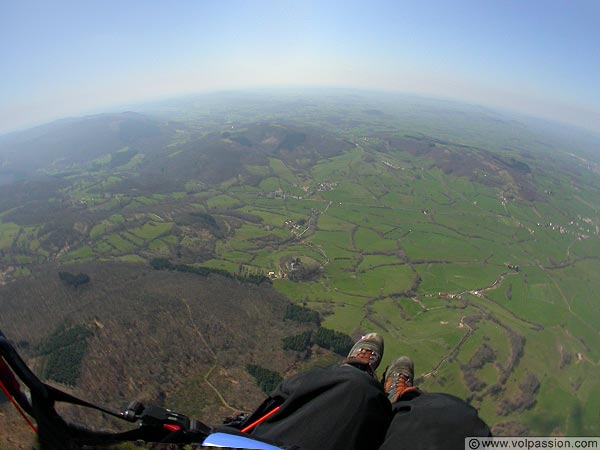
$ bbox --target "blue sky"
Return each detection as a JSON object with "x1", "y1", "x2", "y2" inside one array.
[{"x1": 1, "y1": 0, "x2": 599, "y2": 134}]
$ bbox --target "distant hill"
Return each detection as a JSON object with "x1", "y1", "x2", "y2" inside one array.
[
  {"x1": 0, "y1": 112, "x2": 172, "y2": 173},
  {"x1": 139, "y1": 122, "x2": 354, "y2": 186}
]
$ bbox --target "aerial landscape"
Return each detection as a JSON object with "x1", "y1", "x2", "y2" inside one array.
[{"x1": 0, "y1": 1, "x2": 599, "y2": 449}]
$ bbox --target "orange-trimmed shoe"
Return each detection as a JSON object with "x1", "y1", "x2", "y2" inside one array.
[
  {"x1": 342, "y1": 333, "x2": 384, "y2": 376},
  {"x1": 384, "y1": 356, "x2": 419, "y2": 403}
]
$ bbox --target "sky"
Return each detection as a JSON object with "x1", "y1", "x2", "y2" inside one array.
[{"x1": 1, "y1": 0, "x2": 599, "y2": 135}]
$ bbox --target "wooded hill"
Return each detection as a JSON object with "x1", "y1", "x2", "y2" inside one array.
[{"x1": 0, "y1": 262, "x2": 338, "y2": 448}]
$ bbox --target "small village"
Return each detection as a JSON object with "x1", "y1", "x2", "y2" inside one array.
[{"x1": 535, "y1": 215, "x2": 599, "y2": 240}]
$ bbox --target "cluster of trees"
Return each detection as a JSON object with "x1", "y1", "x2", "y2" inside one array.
[
  {"x1": 468, "y1": 343, "x2": 496, "y2": 369},
  {"x1": 505, "y1": 157, "x2": 532, "y2": 174},
  {"x1": 497, "y1": 373, "x2": 540, "y2": 416},
  {"x1": 58, "y1": 271, "x2": 90, "y2": 287},
  {"x1": 505, "y1": 332, "x2": 526, "y2": 383},
  {"x1": 191, "y1": 212, "x2": 223, "y2": 237},
  {"x1": 282, "y1": 327, "x2": 354, "y2": 357},
  {"x1": 462, "y1": 343, "x2": 498, "y2": 392},
  {"x1": 175, "y1": 211, "x2": 224, "y2": 238},
  {"x1": 313, "y1": 327, "x2": 354, "y2": 356},
  {"x1": 282, "y1": 331, "x2": 312, "y2": 352},
  {"x1": 150, "y1": 258, "x2": 271, "y2": 285},
  {"x1": 560, "y1": 351, "x2": 572, "y2": 369},
  {"x1": 108, "y1": 149, "x2": 137, "y2": 168},
  {"x1": 222, "y1": 131, "x2": 253, "y2": 147},
  {"x1": 246, "y1": 364, "x2": 283, "y2": 395},
  {"x1": 284, "y1": 303, "x2": 320, "y2": 324},
  {"x1": 38, "y1": 324, "x2": 93, "y2": 385},
  {"x1": 463, "y1": 370, "x2": 487, "y2": 392}
]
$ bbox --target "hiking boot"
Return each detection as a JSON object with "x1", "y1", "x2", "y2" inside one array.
[
  {"x1": 384, "y1": 356, "x2": 419, "y2": 403},
  {"x1": 342, "y1": 333, "x2": 384, "y2": 375}
]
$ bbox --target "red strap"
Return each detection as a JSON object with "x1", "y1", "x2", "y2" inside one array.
[
  {"x1": 0, "y1": 378, "x2": 38, "y2": 434},
  {"x1": 240, "y1": 405, "x2": 281, "y2": 433}
]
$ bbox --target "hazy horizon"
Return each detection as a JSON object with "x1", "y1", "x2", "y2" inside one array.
[{"x1": 2, "y1": 0, "x2": 599, "y2": 135}]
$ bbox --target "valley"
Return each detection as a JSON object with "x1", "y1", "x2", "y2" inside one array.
[{"x1": 0, "y1": 92, "x2": 599, "y2": 442}]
